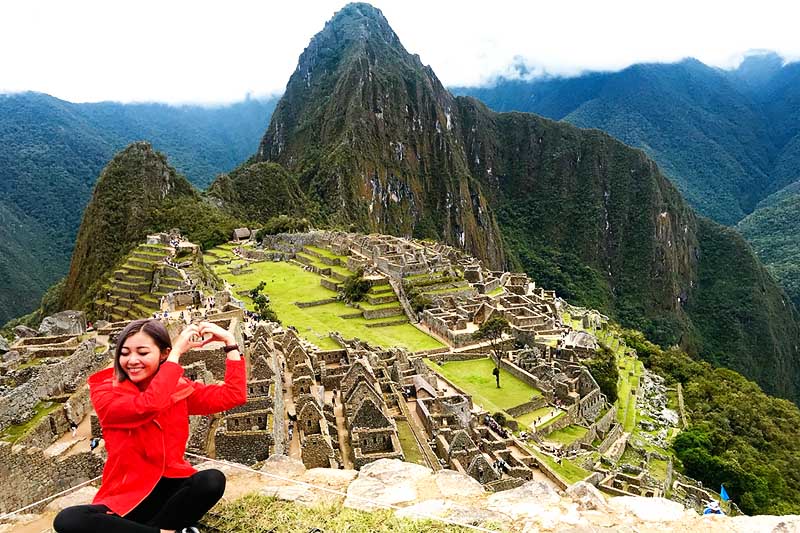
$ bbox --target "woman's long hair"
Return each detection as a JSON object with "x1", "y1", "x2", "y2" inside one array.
[{"x1": 114, "y1": 319, "x2": 172, "y2": 382}]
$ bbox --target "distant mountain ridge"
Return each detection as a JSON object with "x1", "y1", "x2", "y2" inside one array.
[
  {"x1": 452, "y1": 53, "x2": 800, "y2": 226},
  {"x1": 454, "y1": 54, "x2": 800, "y2": 312},
  {"x1": 0, "y1": 92, "x2": 277, "y2": 323}
]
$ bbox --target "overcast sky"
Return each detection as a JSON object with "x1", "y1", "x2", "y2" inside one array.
[{"x1": 1, "y1": 0, "x2": 797, "y2": 104}]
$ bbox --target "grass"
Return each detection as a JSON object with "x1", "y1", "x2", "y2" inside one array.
[
  {"x1": 202, "y1": 494, "x2": 483, "y2": 532},
  {"x1": 296, "y1": 252, "x2": 353, "y2": 277},
  {"x1": 537, "y1": 410, "x2": 566, "y2": 430},
  {"x1": 206, "y1": 248, "x2": 443, "y2": 352},
  {"x1": 516, "y1": 406, "x2": 561, "y2": 428},
  {"x1": 396, "y1": 420, "x2": 426, "y2": 467},
  {"x1": 0, "y1": 401, "x2": 61, "y2": 442},
  {"x1": 649, "y1": 458, "x2": 669, "y2": 481},
  {"x1": 616, "y1": 354, "x2": 643, "y2": 432},
  {"x1": 424, "y1": 358, "x2": 540, "y2": 415},
  {"x1": 544, "y1": 425, "x2": 588, "y2": 446},
  {"x1": 358, "y1": 300, "x2": 401, "y2": 311},
  {"x1": 486, "y1": 286, "x2": 505, "y2": 297},
  {"x1": 304, "y1": 245, "x2": 347, "y2": 261},
  {"x1": 525, "y1": 445, "x2": 590, "y2": 485}
]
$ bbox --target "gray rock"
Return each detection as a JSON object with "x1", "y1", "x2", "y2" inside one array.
[
  {"x1": 1, "y1": 350, "x2": 20, "y2": 363},
  {"x1": 608, "y1": 496, "x2": 686, "y2": 522},
  {"x1": 487, "y1": 480, "x2": 561, "y2": 520},
  {"x1": 433, "y1": 469, "x2": 485, "y2": 499},
  {"x1": 94, "y1": 320, "x2": 110, "y2": 330},
  {"x1": 344, "y1": 459, "x2": 433, "y2": 511},
  {"x1": 45, "y1": 486, "x2": 98, "y2": 512},
  {"x1": 13, "y1": 325, "x2": 39, "y2": 338},
  {"x1": 0, "y1": 336, "x2": 9, "y2": 353},
  {"x1": 39, "y1": 310, "x2": 87, "y2": 336},
  {"x1": 260, "y1": 454, "x2": 307, "y2": 477},
  {"x1": 565, "y1": 481, "x2": 608, "y2": 511}
]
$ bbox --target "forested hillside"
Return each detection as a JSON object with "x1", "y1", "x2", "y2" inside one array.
[
  {"x1": 0, "y1": 92, "x2": 276, "y2": 323},
  {"x1": 453, "y1": 54, "x2": 799, "y2": 226}
]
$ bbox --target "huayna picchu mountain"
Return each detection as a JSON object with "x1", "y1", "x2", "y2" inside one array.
[
  {"x1": 250, "y1": 4, "x2": 505, "y2": 268},
  {"x1": 203, "y1": 3, "x2": 800, "y2": 402}
]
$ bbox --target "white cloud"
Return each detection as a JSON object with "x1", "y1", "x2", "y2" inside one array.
[{"x1": 0, "y1": 0, "x2": 797, "y2": 103}]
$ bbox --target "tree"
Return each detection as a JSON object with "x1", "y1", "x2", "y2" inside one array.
[
  {"x1": 584, "y1": 345, "x2": 619, "y2": 403},
  {"x1": 473, "y1": 315, "x2": 511, "y2": 384},
  {"x1": 249, "y1": 281, "x2": 278, "y2": 323},
  {"x1": 340, "y1": 268, "x2": 371, "y2": 303},
  {"x1": 249, "y1": 281, "x2": 266, "y2": 300}
]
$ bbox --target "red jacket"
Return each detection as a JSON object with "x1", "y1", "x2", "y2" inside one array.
[{"x1": 88, "y1": 358, "x2": 247, "y2": 516}]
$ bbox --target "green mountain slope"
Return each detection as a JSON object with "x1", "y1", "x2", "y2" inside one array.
[
  {"x1": 213, "y1": 3, "x2": 800, "y2": 401},
  {"x1": 453, "y1": 57, "x2": 800, "y2": 226},
  {"x1": 60, "y1": 142, "x2": 239, "y2": 310},
  {"x1": 0, "y1": 92, "x2": 276, "y2": 323},
  {"x1": 738, "y1": 192, "x2": 800, "y2": 309},
  {"x1": 250, "y1": 4, "x2": 505, "y2": 267}
]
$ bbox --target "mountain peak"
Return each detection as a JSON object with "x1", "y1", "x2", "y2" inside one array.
[{"x1": 294, "y1": 2, "x2": 406, "y2": 81}]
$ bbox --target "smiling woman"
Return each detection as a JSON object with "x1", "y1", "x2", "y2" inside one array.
[{"x1": 53, "y1": 319, "x2": 248, "y2": 533}]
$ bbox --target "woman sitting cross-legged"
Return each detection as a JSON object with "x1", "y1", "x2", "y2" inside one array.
[{"x1": 54, "y1": 318, "x2": 247, "y2": 533}]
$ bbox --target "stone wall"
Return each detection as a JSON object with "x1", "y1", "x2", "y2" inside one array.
[
  {"x1": 295, "y1": 298, "x2": 338, "y2": 308},
  {"x1": 0, "y1": 341, "x2": 106, "y2": 432},
  {"x1": 593, "y1": 406, "x2": 618, "y2": 436},
  {"x1": 0, "y1": 442, "x2": 104, "y2": 514},
  {"x1": 498, "y1": 359, "x2": 551, "y2": 397},
  {"x1": 17, "y1": 387, "x2": 92, "y2": 449},
  {"x1": 506, "y1": 397, "x2": 548, "y2": 418},
  {"x1": 536, "y1": 405, "x2": 578, "y2": 438},
  {"x1": 214, "y1": 430, "x2": 273, "y2": 465},
  {"x1": 361, "y1": 307, "x2": 404, "y2": 320},
  {"x1": 598, "y1": 423, "x2": 624, "y2": 455}
]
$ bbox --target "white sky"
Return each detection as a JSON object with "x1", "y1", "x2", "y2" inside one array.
[{"x1": 0, "y1": 0, "x2": 797, "y2": 104}]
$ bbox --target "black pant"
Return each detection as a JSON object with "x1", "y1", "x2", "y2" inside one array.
[{"x1": 54, "y1": 469, "x2": 225, "y2": 533}]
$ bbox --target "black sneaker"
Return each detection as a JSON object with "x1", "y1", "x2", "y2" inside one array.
[{"x1": 179, "y1": 528, "x2": 200, "y2": 533}]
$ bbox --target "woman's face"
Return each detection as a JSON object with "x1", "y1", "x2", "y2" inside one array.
[{"x1": 119, "y1": 330, "x2": 166, "y2": 384}]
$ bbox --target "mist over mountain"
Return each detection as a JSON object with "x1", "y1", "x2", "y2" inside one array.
[{"x1": 0, "y1": 92, "x2": 276, "y2": 323}]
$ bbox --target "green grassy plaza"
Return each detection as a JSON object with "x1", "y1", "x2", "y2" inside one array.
[
  {"x1": 543, "y1": 424, "x2": 588, "y2": 446},
  {"x1": 204, "y1": 245, "x2": 444, "y2": 352},
  {"x1": 424, "y1": 357, "x2": 541, "y2": 415},
  {"x1": 516, "y1": 406, "x2": 563, "y2": 429}
]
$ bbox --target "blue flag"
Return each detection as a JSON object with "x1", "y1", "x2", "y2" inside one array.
[{"x1": 720, "y1": 484, "x2": 730, "y2": 502}]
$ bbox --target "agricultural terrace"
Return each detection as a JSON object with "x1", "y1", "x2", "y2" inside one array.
[
  {"x1": 203, "y1": 244, "x2": 443, "y2": 352},
  {"x1": 424, "y1": 357, "x2": 541, "y2": 415}
]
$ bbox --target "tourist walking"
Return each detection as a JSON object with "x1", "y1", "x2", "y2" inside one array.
[{"x1": 54, "y1": 319, "x2": 247, "y2": 533}]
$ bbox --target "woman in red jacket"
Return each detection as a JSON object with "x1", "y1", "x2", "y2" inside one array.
[{"x1": 54, "y1": 318, "x2": 247, "y2": 533}]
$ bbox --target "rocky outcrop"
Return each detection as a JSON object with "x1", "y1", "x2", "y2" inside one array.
[
  {"x1": 38, "y1": 311, "x2": 86, "y2": 337},
  {"x1": 8, "y1": 458, "x2": 800, "y2": 533},
  {"x1": 13, "y1": 325, "x2": 39, "y2": 339}
]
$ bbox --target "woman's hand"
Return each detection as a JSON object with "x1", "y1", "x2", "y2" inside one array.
[
  {"x1": 168, "y1": 323, "x2": 207, "y2": 363},
  {"x1": 196, "y1": 321, "x2": 236, "y2": 346}
]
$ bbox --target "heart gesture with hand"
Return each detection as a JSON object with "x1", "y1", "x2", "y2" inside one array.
[{"x1": 168, "y1": 321, "x2": 237, "y2": 363}]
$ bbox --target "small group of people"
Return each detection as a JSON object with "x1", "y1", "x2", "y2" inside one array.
[{"x1": 54, "y1": 319, "x2": 247, "y2": 533}]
